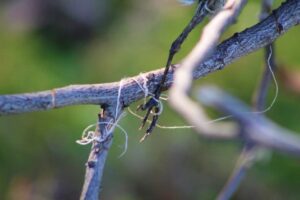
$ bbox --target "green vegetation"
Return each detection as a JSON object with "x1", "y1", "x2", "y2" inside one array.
[{"x1": 0, "y1": 1, "x2": 300, "y2": 199}]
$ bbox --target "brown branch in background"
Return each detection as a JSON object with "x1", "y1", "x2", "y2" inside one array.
[
  {"x1": 0, "y1": 0, "x2": 299, "y2": 115},
  {"x1": 217, "y1": 1, "x2": 276, "y2": 198}
]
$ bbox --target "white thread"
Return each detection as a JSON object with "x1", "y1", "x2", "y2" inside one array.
[
  {"x1": 76, "y1": 120, "x2": 128, "y2": 158},
  {"x1": 132, "y1": 73, "x2": 170, "y2": 101},
  {"x1": 205, "y1": 115, "x2": 232, "y2": 124},
  {"x1": 253, "y1": 45, "x2": 278, "y2": 114},
  {"x1": 77, "y1": 114, "x2": 124, "y2": 145},
  {"x1": 159, "y1": 94, "x2": 169, "y2": 101},
  {"x1": 128, "y1": 107, "x2": 233, "y2": 129},
  {"x1": 141, "y1": 73, "x2": 150, "y2": 100},
  {"x1": 150, "y1": 97, "x2": 164, "y2": 116},
  {"x1": 76, "y1": 130, "x2": 100, "y2": 145},
  {"x1": 128, "y1": 107, "x2": 194, "y2": 129},
  {"x1": 132, "y1": 73, "x2": 151, "y2": 105},
  {"x1": 77, "y1": 79, "x2": 128, "y2": 156}
]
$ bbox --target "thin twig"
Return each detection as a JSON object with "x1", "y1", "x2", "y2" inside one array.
[
  {"x1": 80, "y1": 111, "x2": 111, "y2": 200},
  {"x1": 80, "y1": 107, "x2": 117, "y2": 200},
  {"x1": 217, "y1": 145, "x2": 256, "y2": 200}
]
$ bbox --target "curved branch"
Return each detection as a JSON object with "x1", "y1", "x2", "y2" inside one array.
[{"x1": 169, "y1": 0, "x2": 248, "y2": 139}]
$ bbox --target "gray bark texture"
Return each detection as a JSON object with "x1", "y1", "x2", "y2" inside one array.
[{"x1": 0, "y1": 0, "x2": 299, "y2": 115}]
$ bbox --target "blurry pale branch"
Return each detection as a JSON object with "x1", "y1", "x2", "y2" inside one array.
[
  {"x1": 197, "y1": 86, "x2": 300, "y2": 156},
  {"x1": 169, "y1": 0, "x2": 248, "y2": 139},
  {"x1": 0, "y1": 0, "x2": 299, "y2": 115},
  {"x1": 168, "y1": 1, "x2": 249, "y2": 198}
]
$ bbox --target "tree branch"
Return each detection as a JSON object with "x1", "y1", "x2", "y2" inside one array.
[
  {"x1": 80, "y1": 106, "x2": 120, "y2": 200},
  {"x1": 0, "y1": 0, "x2": 299, "y2": 115}
]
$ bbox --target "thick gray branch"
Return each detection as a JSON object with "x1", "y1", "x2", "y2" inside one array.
[{"x1": 0, "y1": 0, "x2": 299, "y2": 115}]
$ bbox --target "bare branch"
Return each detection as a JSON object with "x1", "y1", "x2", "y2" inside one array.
[
  {"x1": 80, "y1": 107, "x2": 119, "y2": 200},
  {"x1": 0, "y1": 0, "x2": 299, "y2": 115}
]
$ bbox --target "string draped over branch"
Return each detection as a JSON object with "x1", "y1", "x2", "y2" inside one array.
[
  {"x1": 79, "y1": 111, "x2": 114, "y2": 200},
  {"x1": 79, "y1": 104, "x2": 123, "y2": 200},
  {"x1": 0, "y1": 0, "x2": 299, "y2": 115}
]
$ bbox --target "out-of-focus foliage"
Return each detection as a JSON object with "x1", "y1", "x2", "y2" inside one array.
[{"x1": 0, "y1": 0, "x2": 300, "y2": 199}]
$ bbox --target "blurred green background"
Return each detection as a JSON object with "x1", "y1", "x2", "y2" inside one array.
[{"x1": 1, "y1": 0, "x2": 300, "y2": 199}]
